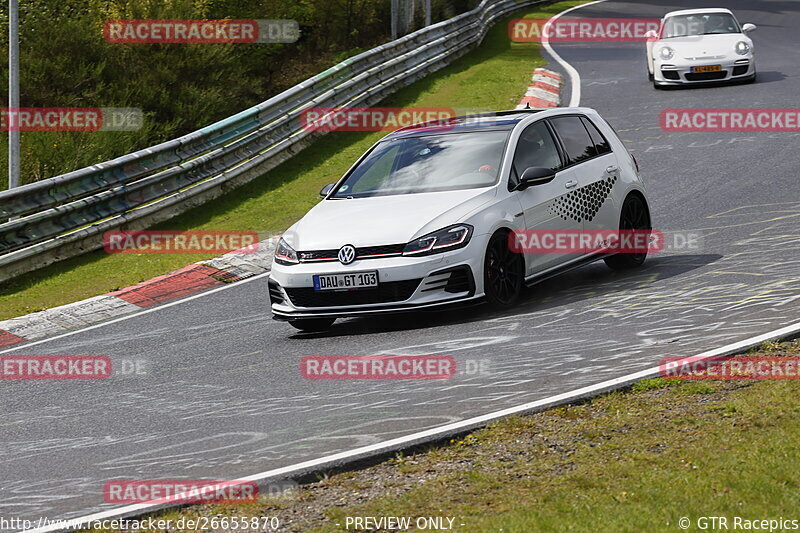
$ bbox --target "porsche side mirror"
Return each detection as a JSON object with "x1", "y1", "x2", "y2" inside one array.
[
  {"x1": 319, "y1": 183, "x2": 335, "y2": 197},
  {"x1": 741, "y1": 23, "x2": 757, "y2": 33},
  {"x1": 518, "y1": 167, "x2": 556, "y2": 190},
  {"x1": 644, "y1": 29, "x2": 658, "y2": 41}
]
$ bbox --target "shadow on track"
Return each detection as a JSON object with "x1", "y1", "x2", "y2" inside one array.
[{"x1": 289, "y1": 253, "x2": 723, "y2": 339}]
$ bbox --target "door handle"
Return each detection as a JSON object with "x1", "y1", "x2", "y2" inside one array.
[
  {"x1": 606, "y1": 165, "x2": 618, "y2": 173},
  {"x1": 565, "y1": 180, "x2": 578, "y2": 189}
]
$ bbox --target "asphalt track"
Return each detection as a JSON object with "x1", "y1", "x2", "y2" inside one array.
[{"x1": 2, "y1": 0, "x2": 799, "y2": 528}]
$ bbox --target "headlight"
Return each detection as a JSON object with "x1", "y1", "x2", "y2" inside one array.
[
  {"x1": 735, "y1": 41, "x2": 750, "y2": 55},
  {"x1": 274, "y1": 237, "x2": 299, "y2": 265},
  {"x1": 403, "y1": 224, "x2": 473, "y2": 257},
  {"x1": 659, "y1": 46, "x2": 674, "y2": 60}
]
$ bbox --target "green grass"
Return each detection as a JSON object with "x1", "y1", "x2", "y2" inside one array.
[
  {"x1": 308, "y1": 347, "x2": 800, "y2": 533},
  {"x1": 0, "y1": 0, "x2": 585, "y2": 320}
]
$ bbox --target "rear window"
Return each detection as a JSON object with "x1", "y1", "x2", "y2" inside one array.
[
  {"x1": 580, "y1": 117, "x2": 612, "y2": 156},
  {"x1": 549, "y1": 116, "x2": 596, "y2": 165}
]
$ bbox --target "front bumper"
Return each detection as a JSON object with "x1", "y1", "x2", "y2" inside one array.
[
  {"x1": 654, "y1": 56, "x2": 755, "y2": 85},
  {"x1": 268, "y1": 242, "x2": 484, "y2": 319}
]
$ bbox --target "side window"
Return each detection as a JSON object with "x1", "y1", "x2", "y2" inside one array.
[
  {"x1": 512, "y1": 121, "x2": 562, "y2": 180},
  {"x1": 580, "y1": 117, "x2": 611, "y2": 155},
  {"x1": 549, "y1": 116, "x2": 596, "y2": 165}
]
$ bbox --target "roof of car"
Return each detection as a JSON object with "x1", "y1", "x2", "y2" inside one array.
[
  {"x1": 664, "y1": 7, "x2": 734, "y2": 17},
  {"x1": 383, "y1": 110, "x2": 541, "y2": 140}
]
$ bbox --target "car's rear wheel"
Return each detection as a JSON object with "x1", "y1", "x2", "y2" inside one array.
[
  {"x1": 289, "y1": 318, "x2": 335, "y2": 332},
  {"x1": 605, "y1": 194, "x2": 651, "y2": 270},
  {"x1": 484, "y1": 230, "x2": 524, "y2": 308}
]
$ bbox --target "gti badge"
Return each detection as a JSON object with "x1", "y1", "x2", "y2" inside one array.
[{"x1": 338, "y1": 244, "x2": 356, "y2": 265}]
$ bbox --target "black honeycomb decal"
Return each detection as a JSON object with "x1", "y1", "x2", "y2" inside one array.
[{"x1": 548, "y1": 176, "x2": 617, "y2": 223}]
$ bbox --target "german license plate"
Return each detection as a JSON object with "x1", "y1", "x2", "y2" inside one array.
[
  {"x1": 313, "y1": 271, "x2": 378, "y2": 291},
  {"x1": 691, "y1": 64, "x2": 722, "y2": 73}
]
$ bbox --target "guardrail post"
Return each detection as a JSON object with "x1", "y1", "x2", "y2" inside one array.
[
  {"x1": 391, "y1": 0, "x2": 399, "y2": 39},
  {"x1": 8, "y1": 0, "x2": 21, "y2": 191}
]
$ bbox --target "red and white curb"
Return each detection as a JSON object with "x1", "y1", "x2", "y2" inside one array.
[
  {"x1": 0, "y1": 237, "x2": 279, "y2": 347},
  {"x1": 515, "y1": 67, "x2": 562, "y2": 110}
]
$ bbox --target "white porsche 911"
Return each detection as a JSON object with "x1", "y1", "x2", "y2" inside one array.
[
  {"x1": 646, "y1": 8, "x2": 757, "y2": 88},
  {"x1": 268, "y1": 108, "x2": 651, "y2": 331}
]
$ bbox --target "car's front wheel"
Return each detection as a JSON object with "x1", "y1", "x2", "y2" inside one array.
[
  {"x1": 605, "y1": 194, "x2": 651, "y2": 271},
  {"x1": 484, "y1": 230, "x2": 524, "y2": 308},
  {"x1": 288, "y1": 318, "x2": 335, "y2": 332}
]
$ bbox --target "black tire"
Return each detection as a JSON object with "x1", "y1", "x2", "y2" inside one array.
[
  {"x1": 604, "y1": 194, "x2": 651, "y2": 271},
  {"x1": 647, "y1": 69, "x2": 654, "y2": 81},
  {"x1": 484, "y1": 230, "x2": 525, "y2": 308},
  {"x1": 288, "y1": 318, "x2": 335, "y2": 332}
]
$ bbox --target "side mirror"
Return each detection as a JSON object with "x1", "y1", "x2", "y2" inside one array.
[
  {"x1": 741, "y1": 23, "x2": 757, "y2": 33},
  {"x1": 319, "y1": 183, "x2": 335, "y2": 197},
  {"x1": 518, "y1": 167, "x2": 556, "y2": 190},
  {"x1": 644, "y1": 29, "x2": 658, "y2": 41}
]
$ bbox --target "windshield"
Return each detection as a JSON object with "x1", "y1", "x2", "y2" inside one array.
[
  {"x1": 331, "y1": 130, "x2": 510, "y2": 198},
  {"x1": 662, "y1": 13, "x2": 741, "y2": 38}
]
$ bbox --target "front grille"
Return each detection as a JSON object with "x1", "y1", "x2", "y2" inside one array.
[
  {"x1": 732, "y1": 65, "x2": 748, "y2": 76},
  {"x1": 661, "y1": 70, "x2": 680, "y2": 80},
  {"x1": 297, "y1": 244, "x2": 405, "y2": 263},
  {"x1": 357, "y1": 244, "x2": 406, "y2": 257},
  {"x1": 685, "y1": 70, "x2": 727, "y2": 81},
  {"x1": 285, "y1": 279, "x2": 421, "y2": 308}
]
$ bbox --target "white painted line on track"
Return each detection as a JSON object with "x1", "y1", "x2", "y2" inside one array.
[
  {"x1": 0, "y1": 271, "x2": 271, "y2": 356},
  {"x1": 22, "y1": 321, "x2": 800, "y2": 533},
  {"x1": 541, "y1": 0, "x2": 610, "y2": 107}
]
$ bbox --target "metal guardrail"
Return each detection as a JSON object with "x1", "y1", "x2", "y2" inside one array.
[{"x1": 0, "y1": 0, "x2": 542, "y2": 282}]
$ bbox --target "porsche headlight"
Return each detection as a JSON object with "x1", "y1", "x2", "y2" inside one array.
[
  {"x1": 274, "y1": 237, "x2": 299, "y2": 265},
  {"x1": 403, "y1": 224, "x2": 473, "y2": 257},
  {"x1": 659, "y1": 46, "x2": 674, "y2": 60},
  {"x1": 735, "y1": 41, "x2": 750, "y2": 55}
]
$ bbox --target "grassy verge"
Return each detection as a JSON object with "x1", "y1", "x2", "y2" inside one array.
[
  {"x1": 0, "y1": 0, "x2": 586, "y2": 321},
  {"x1": 86, "y1": 339, "x2": 800, "y2": 532}
]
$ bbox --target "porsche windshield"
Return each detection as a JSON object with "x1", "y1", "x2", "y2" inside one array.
[
  {"x1": 662, "y1": 13, "x2": 741, "y2": 38},
  {"x1": 331, "y1": 130, "x2": 510, "y2": 198}
]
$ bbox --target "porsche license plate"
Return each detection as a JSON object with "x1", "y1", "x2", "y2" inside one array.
[
  {"x1": 313, "y1": 271, "x2": 378, "y2": 291},
  {"x1": 691, "y1": 64, "x2": 722, "y2": 73}
]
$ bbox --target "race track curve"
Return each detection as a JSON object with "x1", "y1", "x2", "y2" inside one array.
[{"x1": 2, "y1": 0, "x2": 799, "y2": 527}]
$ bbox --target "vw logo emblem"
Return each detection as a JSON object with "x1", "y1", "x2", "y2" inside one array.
[{"x1": 338, "y1": 244, "x2": 356, "y2": 265}]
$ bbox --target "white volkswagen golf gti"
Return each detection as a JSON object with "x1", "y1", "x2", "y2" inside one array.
[
  {"x1": 269, "y1": 108, "x2": 651, "y2": 331},
  {"x1": 646, "y1": 8, "x2": 757, "y2": 88}
]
